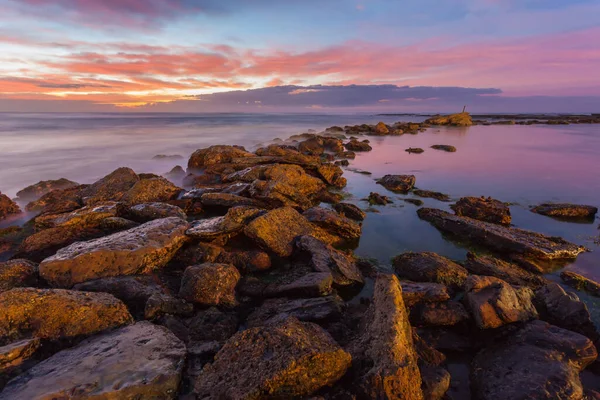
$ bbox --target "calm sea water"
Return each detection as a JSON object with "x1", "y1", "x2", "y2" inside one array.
[{"x1": 1, "y1": 112, "x2": 599, "y2": 320}]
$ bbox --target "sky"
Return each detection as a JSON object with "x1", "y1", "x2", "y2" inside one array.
[{"x1": 0, "y1": 0, "x2": 599, "y2": 113}]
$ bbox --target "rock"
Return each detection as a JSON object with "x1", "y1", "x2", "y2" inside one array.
[
  {"x1": 424, "y1": 112, "x2": 472, "y2": 127},
  {"x1": 400, "y1": 282, "x2": 451, "y2": 307},
  {"x1": 0, "y1": 288, "x2": 132, "y2": 344},
  {"x1": 0, "y1": 322, "x2": 186, "y2": 400},
  {"x1": 345, "y1": 139, "x2": 372, "y2": 152},
  {"x1": 188, "y1": 145, "x2": 254, "y2": 170},
  {"x1": 430, "y1": 145, "x2": 457, "y2": 152},
  {"x1": 368, "y1": 192, "x2": 392, "y2": 205},
  {"x1": 534, "y1": 283, "x2": 598, "y2": 340},
  {"x1": 464, "y1": 275, "x2": 537, "y2": 329},
  {"x1": 404, "y1": 198, "x2": 424, "y2": 206},
  {"x1": 451, "y1": 196, "x2": 511, "y2": 225},
  {"x1": 249, "y1": 164, "x2": 326, "y2": 210},
  {"x1": 333, "y1": 202, "x2": 366, "y2": 221},
  {"x1": 464, "y1": 253, "x2": 547, "y2": 288},
  {"x1": 303, "y1": 206, "x2": 362, "y2": 242},
  {"x1": 471, "y1": 320, "x2": 597, "y2": 400},
  {"x1": 144, "y1": 292, "x2": 194, "y2": 320},
  {"x1": 243, "y1": 207, "x2": 318, "y2": 257},
  {"x1": 183, "y1": 182, "x2": 250, "y2": 198},
  {"x1": 0, "y1": 260, "x2": 37, "y2": 292},
  {"x1": 418, "y1": 208, "x2": 587, "y2": 260},
  {"x1": 120, "y1": 177, "x2": 182, "y2": 205},
  {"x1": 165, "y1": 165, "x2": 186, "y2": 181},
  {"x1": 298, "y1": 137, "x2": 325, "y2": 155},
  {"x1": 531, "y1": 203, "x2": 598, "y2": 220},
  {"x1": 122, "y1": 202, "x2": 187, "y2": 222},
  {"x1": 194, "y1": 317, "x2": 351, "y2": 399},
  {"x1": 184, "y1": 307, "x2": 239, "y2": 345},
  {"x1": 410, "y1": 301, "x2": 470, "y2": 327},
  {"x1": 34, "y1": 202, "x2": 120, "y2": 230},
  {"x1": 295, "y1": 235, "x2": 364, "y2": 286},
  {"x1": 350, "y1": 274, "x2": 424, "y2": 399},
  {"x1": 25, "y1": 184, "x2": 86, "y2": 214},
  {"x1": 0, "y1": 338, "x2": 40, "y2": 385},
  {"x1": 0, "y1": 193, "x2": 20, "y2": 221},
  {"x1": 153, "y1": 154, "x2": 184, "y2": 160},
  {"x1": 15, "y1": 178, "x2": 79, "y2": 202},
  {"x1": 392, "y1": 252, "x2": 468, "y2": 290},
  {"x1": 81, "y1": 167, "x2": 139, "y2": 205},
  {"x1": 377, "y1": 174, "x2": 416, "y2": 193},
  {"x1": 39, "y1": 217, "x2": 188, "y2": 287},
  {"x1": 374, "y1": 121, "x2": 390, "y2": 135},
  {"x1": 413, "y1": 190, "x2": 450, "y2": 202},
  {"x1": 200, "y1": 192, "x2": 266, "y2": 208},
  {"x1": 406, "y1": 147, "x2": 425, "y2": 154},
  {"x1": 420, "y1": 365, "x2": 451, "y2": 400},
  {"x1": 179, "y1": 263, "x2": 240, "y2": 306},
  {"x1": 316, "y1": 164, "x2": 344, "y2": 186},
  {"x1": 561, "y1": 271, "x2": 600, "y2": 297},
  {"x1": 264, "y1": 272, "x2": 334, "y2": 298},
  {"x1": 246, "y1": 295, "x2": 344, "y2": 327},
  {"x1": 73, "y1": 275, "x2": 164, "y2": 317}
]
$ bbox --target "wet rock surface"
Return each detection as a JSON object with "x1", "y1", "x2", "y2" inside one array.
[
  {"x1": 0, "y1": 322, "x2": 186, "y2": 400},
  {"x1": 333, "y1": 202, "x2": 366, "y2": 221},
  {"x1": 393, "y1": 251, "x2": 468, "y2": 290},
  {"x1": 430, "y1": 144, "x2": 457, "y2": 152},
  {"x1": 561, "y1": 271, "x2": 600, "y2": 297},
  {"x1": 377, "y1": 174, "x2": 416, "y2": 192},
  {"x1": 531, "y1": 203, "x2": 598, "y2": 220},
  {"x1": 194, "y1": 317, "x2": 351, "y2": 399},
  {"x1": 464, "y1": 252, "x2": 547, "y2": 288},
  {"x1": 451, "y1": 196, "x2": 511, "y2": 225},
  {"x1": 418, "y1": 208, "x2": 587, "y2": 260}
]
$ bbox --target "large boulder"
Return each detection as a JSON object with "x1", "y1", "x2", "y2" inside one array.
[
  {"x1": 451, "y1": 197, "x2": 511, "y2": 225},
  {"x1": 376, "y1": 175, "x2": 416, "y2": 193},
  {"x1": 39, "y1": 217, "x2": 188, "y2": 287},
  {"x1": 249, "y1": 164, "x2": 326, "y2": 210},
  {"x1": 464, "y1": 275, "x2": 537, "y2": 329},
  {"x1": 471, "y1": 320, "x2": 597, "y2": 400},
  {"x1": 25, "y1": 184, "x2": 86, "y2": 214},
  {"x1": 188, "y1": 145, "x2": 255, "y2": 170},
  {"x1": 0, "y1": 260, "x2": 38, "y2": 293},
  {"x1": 464, "y1": 253, "x2": 547, "y2": 288},
  {"x1": 0, "y1": 322, "x2": 186, "y2": 400},
  {"x1": 15, "y1": 178, "x2": 79, "y2": 202},
  {"x1": 194, "y1": 317, "x2": 351, "y2": 399},
  {"x1": 0, "y1": 288, "x2": 132, "y2": 345},
  {"x1": 418, "y1": 208, "x2": 587, "y2": 261},
  {"x1": 392, "y1": 252, "x2": 468, "y2": 290},
  {"x1": 81, "y1": 167, "x2": 139, "y2": 205},
  {"x1": 0, "y1": 193, "x2": 20, "y2": 221},
  {"x1": 294, "y1": 235, "x2": 364, "y2": 286},
  {"x1": 424, "y1": 112, "x2": 472, "y2": 127},
  {"x1": 531, "y1": 203, "x2": 598, "y2": 220},
  {"x1": 120, "y1": 177, "x2": 182, "y2": 205},
  {"x1": 534, "y1": 283, "x2": 599, "y2": 340},
  {"x1": 350, "y1": 274, "x2": 424, "y2": 399},
  {"x1": 179, "y1": 263, "x2": 240, "y2": 307}
]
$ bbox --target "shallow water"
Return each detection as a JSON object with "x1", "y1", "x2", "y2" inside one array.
[{"x1": 1, "y1": 113, "x2": 599, "y2": 322}]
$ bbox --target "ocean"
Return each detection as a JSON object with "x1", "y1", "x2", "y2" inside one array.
[{"x1": 1, "y1": 112, "x2": 599, "y2": 322}]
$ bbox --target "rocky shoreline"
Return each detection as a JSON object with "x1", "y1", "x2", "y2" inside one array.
[{"x1": 1, "y1": 112, "x2": 599, "y2": 399}]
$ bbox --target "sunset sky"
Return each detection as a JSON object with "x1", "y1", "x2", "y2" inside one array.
[{"x1": 1, "y1": 0, "x2": 599, "y2": 112}]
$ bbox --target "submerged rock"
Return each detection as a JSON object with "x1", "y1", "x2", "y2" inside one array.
[
  {"x1": 531, "y1": 203, "x2": 598, "y2": 220},
  {"x1": 39, "y1": 217, "x2": 188, "y2": 287},
  {"x1": 350, "y1": 274, "x2": 424, "y2": 399},
  {"x1": 451, "y1": 196, "x2": 511, "y2": 225},
  {"x1": 368, "y1": 192, "x2": 393, "y2": 205},
  {"x1": 0, "y1": 288, "x2": 132, "y2": 344},
  {"x1": 1, "y1": 322, "x2": 186, "y2": 400},
  {"x1": 15, "y1": 178, "x2": 79, "y2": 202},
  {"x1": 471, "y1": 320, "x2": 597, "y2": 400},
  {"x1": 430, "y1": 145, "x2": 457, "y2": 152},
  {"x1": 0, "y1": 193, "x2": 20, "y2": 221},
  {"x1": 377, "y1": 174, "x2": 416, "y2": 193},
  {"x1": 333, "y1": 202, "x2": 366, "y2": 221},
  {"x1": 405, "y1": 147, "x2": 425, "y2": 154},
  {"x1": 424, "y1": 112, "x2": 473, "y2": 127},
  {"x1": 464, "y1": 275, "x2": 537, "y2": 329},
  {"x1": 413, "y1": 189, "x2": 450, "y2": 202},
  {"x1": 0, "y1": 259, "x2": 38, "y2": 292},
  {"x1": 195, "y1": 317, "x2": 351, "y2": 399},
  {"x1": 392, "y1": 252, "x2": 468, "y2": 290},
  {"x1": 560, "y1": 271, "x2": 600, "y2": 297},
  {"x1": 418, "y1": 208, "x2": 587, "y2": 260}
]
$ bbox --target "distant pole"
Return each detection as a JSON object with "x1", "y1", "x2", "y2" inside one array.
[{"x1": 462, "y1": 105, "x2": 466, "y2": 113}]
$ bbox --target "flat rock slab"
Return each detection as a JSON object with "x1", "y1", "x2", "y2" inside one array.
[
  {"x1": 471, "y1": 320, "x2": 598, "y2": 400},
  {"x1": 531, "y1": 203, "x2": 598, "y2": 220},
  {"x1": 392, "y1": 252, "x2": 468, "y2": 290},
  {"x1": 451, "y1": 197, "x2": 511, "y2": 225},
  {"x1": 195, "y1": 317, "x2": 351, "y2": 399},
  {"x1": 418, "y1": 208, "x2": 587, "y2": 260},
  {"x1": 39, "y1": 217, "x2": 188, "y2": 287},
  {"x1": 561, "y1": 271, "x2": 600, "y2": 297},
  {"x1": 0, "y1": 322, "x2": 186, "y2": 400},
  {"x1": 464, "y1": 252, "x2": 547, "y2": 289},
  {"x1": 400, "y1": 281, "x2": 450, "y2": 307},
  {"x1": 0, "y1": 288, "x2": 132, "y2": 345}
]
